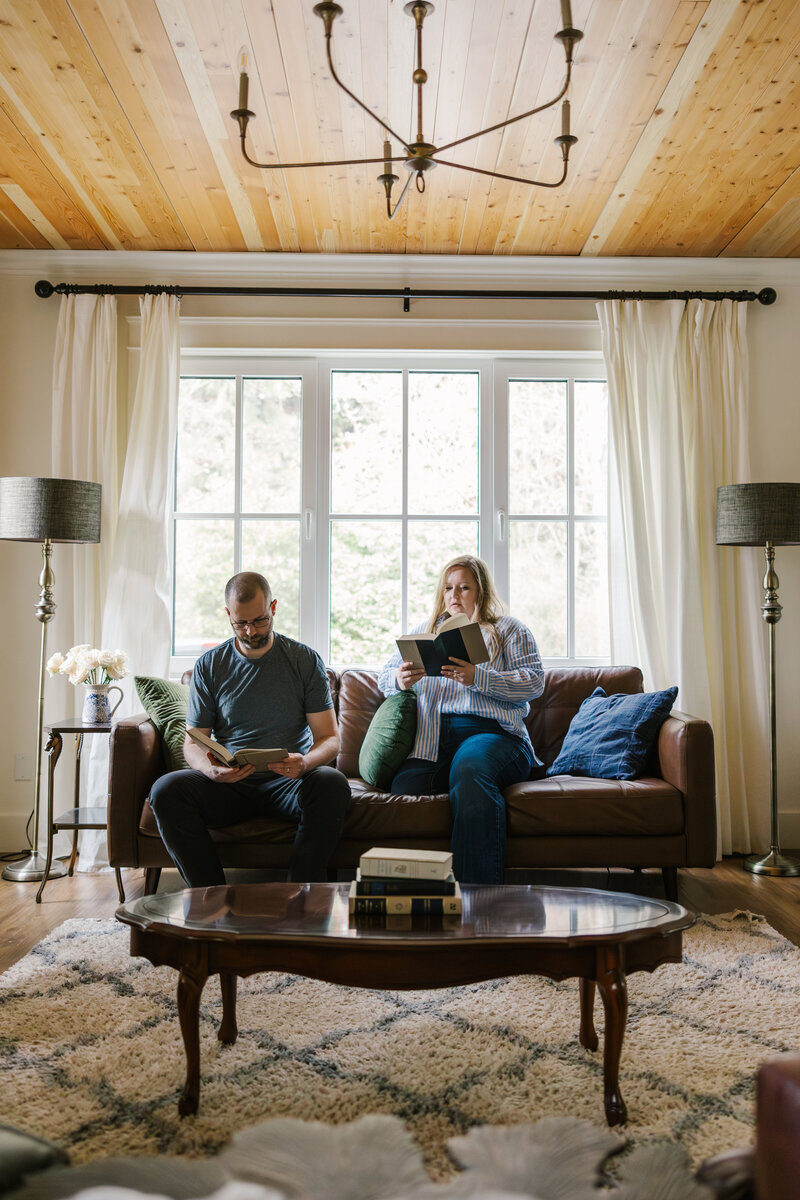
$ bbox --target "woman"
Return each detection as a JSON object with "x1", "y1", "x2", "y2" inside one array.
[{"x1": 377, "y1": 555, "x2": 544, "y2": 884}]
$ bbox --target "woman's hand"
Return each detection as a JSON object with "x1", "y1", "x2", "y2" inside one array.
[
  {"x1": 442, "y1": 656, "x2": 475, "y2": 687},
  {"x1": 397, "y1": 660, "x2": 425, "y2": 690}
]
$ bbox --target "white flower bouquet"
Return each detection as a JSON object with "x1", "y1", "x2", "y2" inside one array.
[{"x1": 47, "y1": 645, "x2": 130, "y2": 686}]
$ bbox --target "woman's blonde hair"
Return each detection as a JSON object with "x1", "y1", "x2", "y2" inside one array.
[{"x1": 427, "y1": 555, "x2": 505, "y2": 636}]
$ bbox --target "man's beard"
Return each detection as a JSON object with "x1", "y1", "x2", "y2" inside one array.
[{"x1": 238, "y1": 630, "x2": 271, "y2": 650}]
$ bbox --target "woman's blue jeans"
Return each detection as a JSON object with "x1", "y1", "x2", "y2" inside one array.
[{"x1": 389, "y1": 714, "x2": 534, "y2": 885}]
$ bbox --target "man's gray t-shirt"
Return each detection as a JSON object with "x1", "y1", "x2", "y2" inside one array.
[{"x1": 187, "y1": 634, "x2": 332, "y2": 762}]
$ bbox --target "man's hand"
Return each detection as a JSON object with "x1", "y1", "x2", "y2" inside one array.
[
  {"x1": 441, "y1": 656, "x2": 476, "y2": 687},
  {"x1": 204, "y1": 754, "x2": 256, "y2": 783},
  {"x1": 397, "y1": 660, "x2": 425, "y2": 690},
  {"x1": 270, "y1": 752, "x2": 307, "y2": 779}
]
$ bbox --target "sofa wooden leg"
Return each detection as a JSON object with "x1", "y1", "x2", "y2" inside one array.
[
  {"x1": 662, "y1": 866, "x2": 678, "y2": 902},
  {"x1": 144, "y1": 867, "x2": 162, "y2": 895}
]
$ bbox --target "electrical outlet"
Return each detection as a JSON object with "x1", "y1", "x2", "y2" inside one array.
[{"x1": 14, "y1": 754, "x2": 33, "y2": 781}]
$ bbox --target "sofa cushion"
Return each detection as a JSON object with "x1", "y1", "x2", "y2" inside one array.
[
  {"x1": 504, "y1": 777, "x2": 684, "y2": 837},
  {"x1": 134, "y1": 675, "x2": 190, "y2": 771},
  {"x1": 358, "y1": 690, "x2": 418, "y2": 790},
  {"x1": 546, "y1": 685, "x2": 678, "y2": 781},
  {"x1": 525, "y1": 665, "x2": 644, "y2": 767}
]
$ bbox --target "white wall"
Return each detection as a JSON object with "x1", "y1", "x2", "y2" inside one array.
[{"x1": 1, "y1": 250, "x2": 799, "y2": 856}]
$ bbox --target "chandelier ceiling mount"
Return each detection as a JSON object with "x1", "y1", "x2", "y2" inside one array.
[{"x1": 231, "y1": 1, "x2": 583, "y2": 220}]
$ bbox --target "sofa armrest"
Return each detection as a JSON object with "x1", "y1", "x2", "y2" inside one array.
[
  {"x1": 107, "y1": 714, "x2": 166, "y2": 868},
  {"x1": 657, "y1": 710, "x2": 716, "y2": 867}
]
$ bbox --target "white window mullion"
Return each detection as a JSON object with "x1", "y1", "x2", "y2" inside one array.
[
  {"x1": 300, "y1": 359, "x2": 320, "y2": 653},
  {"x1": 567, "y1": 374, "x2": 576, "y2": 659},
  {"x1": 314, "y1": 360, "x2": 331, "y2": 660},
  {"x1": 489, "y1": 359, "x2": 508, "y2": 596},
  {"x1": 401, "y1": 367, "x2": 409, "y2": 629},
  {"x1": 233, "y1": 374, "x2": 243, "y2": 571}
]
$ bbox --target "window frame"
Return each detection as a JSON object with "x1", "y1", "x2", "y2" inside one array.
[{"x1": 171, "y1": 349, "x2": 607, "y2": 677}]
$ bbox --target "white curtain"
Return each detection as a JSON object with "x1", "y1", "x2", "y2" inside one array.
[
  {"x1": 51, "y1": 294, "x2": 119, "y2": 652},
  {"x1": 49, "y1": 296, "x2": 118, "y2": 862},
  {"x1": 51, "y1": 294, "x2": 181, "y2": 869},
  {"x1": 597, "y1": 298, "x2": 769, "y2": 857}
]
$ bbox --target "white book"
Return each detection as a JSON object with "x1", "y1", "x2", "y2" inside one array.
[{"x1": 358, "y1": 846, "x2": 454, "y2": 881}]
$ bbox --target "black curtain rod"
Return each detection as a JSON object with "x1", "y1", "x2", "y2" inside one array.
[{"x1": 34, "y1": 279, "x2": 777, "y2": 314}]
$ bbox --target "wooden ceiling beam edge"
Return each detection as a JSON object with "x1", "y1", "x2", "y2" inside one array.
[
  {"x1": 154, "y1": 0, "x2": 264, "y2": 252},
  {"x1": 581, "y1": 0, "x2": 740, "y2": 258}
]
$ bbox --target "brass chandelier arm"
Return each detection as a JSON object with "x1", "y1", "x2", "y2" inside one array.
[
  {"x1": 434, "y1": 71, "x2": 572, "y2": 157},
  {"x1": 322, "y1": 30, "x2": 411, "y2": 153},
  {"x1": 239, "y1": 140, "x2": 403, "y2": 172},
  {"x1": 434, "y1": 156, "x2": 570, "y2": 189}
]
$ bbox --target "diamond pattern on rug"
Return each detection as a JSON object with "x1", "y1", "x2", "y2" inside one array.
[{"x1": 0, "y1": 910, "x2": 796, "y2": 1178}]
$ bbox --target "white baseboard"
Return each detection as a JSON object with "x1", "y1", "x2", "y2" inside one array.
[
  {"x1": 778, "y1": 811, "x2": 800, "y2": 852},
  {"x1": 0, "y1": 811, "x2": 30, "y2": 855}
]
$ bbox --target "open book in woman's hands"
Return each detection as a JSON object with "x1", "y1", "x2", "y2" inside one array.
[
  {"x1": 395, "y1": 613, "x2": 490, "y2": 676},
  {"x1": 187, "y1": 727, "x2": 288, "y2": 770}
]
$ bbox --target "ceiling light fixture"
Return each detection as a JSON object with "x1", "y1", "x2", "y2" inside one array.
[{"x1": 231, "y1": 0, "x2": 583, "y2": 220}]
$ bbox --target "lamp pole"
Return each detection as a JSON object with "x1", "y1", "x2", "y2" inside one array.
[
  {"x1": 745, "y1": 540, "x2": 800, "y2": 875},
  {"x1": 1, "y1": 539, "x2": 68, "y2": 882}
]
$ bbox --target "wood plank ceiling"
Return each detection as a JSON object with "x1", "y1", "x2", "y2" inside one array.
[{"x1": 0, "y1": 0, "x2": 798, "y2": 256}]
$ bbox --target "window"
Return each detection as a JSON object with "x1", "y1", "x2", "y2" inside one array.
[{"x1": 172, "y1": 354, "x2": 608, "y2": 672}]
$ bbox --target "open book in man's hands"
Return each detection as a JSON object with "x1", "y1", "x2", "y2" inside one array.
[
  {"x1": 396, "y1": 612, "x2": 490, "y2": 677},
  {"x1": 187, "y1": 727, "x2": 288, "y2": 770}
]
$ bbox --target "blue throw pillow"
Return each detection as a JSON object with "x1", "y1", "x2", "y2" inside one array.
[{"x1": 546, "y1": 685, "x2": 678, "y2": 781}]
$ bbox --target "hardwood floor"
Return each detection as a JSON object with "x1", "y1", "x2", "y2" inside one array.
[{"x1": 2, "y1": 858, "x2": 800, "y2": 976}]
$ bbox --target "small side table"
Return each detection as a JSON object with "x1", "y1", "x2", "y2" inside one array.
[{"x1": 36, "y1": 718, "x2": 124, "y2": 905}]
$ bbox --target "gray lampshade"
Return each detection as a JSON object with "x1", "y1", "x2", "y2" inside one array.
[
  {"x1": 716, "y1": 483, "x2": 800, "y2": 547},
  {"x1": 0, "y1": 476, "x2": 102, "y2": 543}
]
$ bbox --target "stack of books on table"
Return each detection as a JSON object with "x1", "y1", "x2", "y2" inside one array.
[{"x1": 349, "y1": 847, "x2": 462, "y2": 916}]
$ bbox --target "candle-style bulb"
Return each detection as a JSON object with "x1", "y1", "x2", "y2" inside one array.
[
  {"x1": 383, "y1": 139, "x2": 392, "y2": 173},
  {"x1": 237, "y1": 46, "x2": 249, "y2": 111},
  {"x1": 561, "y1": 98, "x2": 570, "y2": 137},
  {"x1": 560, "y1": 0, "x2": 573, "y2": 28}
]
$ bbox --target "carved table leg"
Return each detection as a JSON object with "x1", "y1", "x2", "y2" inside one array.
[
  {"x1": 177, "y1": 944, "x2": 209, "y2": 1116},
  {"x1": 218, "y1": 972, "x2": 238, "y2": 1044},
  {"x1": 579, "y1": 977, "x2": 599, "y2": 1051},
  {"x1": 596, "y1": 943, "x2": 628, "y2": 1126}
]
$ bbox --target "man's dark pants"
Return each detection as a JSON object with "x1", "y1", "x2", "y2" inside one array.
[{"x1": 148, "y1": 766, "x2": 350, "y2": 887}]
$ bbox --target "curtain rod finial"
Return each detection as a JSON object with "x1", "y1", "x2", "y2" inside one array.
[
  {"x1": 35, "y1": 280, "x2": 54, "y2": 298},
  {"x1": 758, "y1": 287, "x2": 777, "y2": 306}
]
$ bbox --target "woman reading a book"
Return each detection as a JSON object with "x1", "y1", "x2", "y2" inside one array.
[{"x1": 377, "y1": 555, "x2": 544, "y2": 885}]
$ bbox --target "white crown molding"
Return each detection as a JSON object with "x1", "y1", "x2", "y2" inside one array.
[{"x1": 2, "y1": 248, "x2": 799, "y2": 292}]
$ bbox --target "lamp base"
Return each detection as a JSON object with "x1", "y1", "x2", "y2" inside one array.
[
  {"x1": 743, "y1": 849, "x2": 800, "y2": 877},
  {"x1": 1, "y1": 854, "x2": 68, "y2": 883}
]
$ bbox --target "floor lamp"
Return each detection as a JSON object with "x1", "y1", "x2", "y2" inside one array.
[
  {"x1": 716, "y1": 482, "x2": 800, "y2": 876},
  {"x1": 0, "y1": 477, "x2": 102, "y2": 883}
]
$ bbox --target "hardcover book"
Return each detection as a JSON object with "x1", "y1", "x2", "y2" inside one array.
[
  {"x1": 355, "y1": 869, "x2": 456, "y2": 896},
  {"x1": 396, "y1": 613, "x2": 489, "y2": 677},
  {"x1": 349, "y1": 879, "x2": 462, "y2": 915},
  {"x1": 186, "y1": 727, "x2": 288, "y2": 771},
  {"x1": 358, "y1": 847, "x2": 454, "y2": 881}
]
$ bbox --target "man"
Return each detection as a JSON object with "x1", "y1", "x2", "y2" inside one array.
[{"x1": 149, "y1": 572, "x2": 350, "y2": 887}]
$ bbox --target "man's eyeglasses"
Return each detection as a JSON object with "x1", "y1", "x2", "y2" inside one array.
[{"x1": 230, "y1": 611, "x2": 273, "y2": 632}]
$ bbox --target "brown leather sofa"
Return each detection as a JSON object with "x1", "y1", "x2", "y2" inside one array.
[{"x1": 107, "y1": 664, "x2": 716, "y2": 901}]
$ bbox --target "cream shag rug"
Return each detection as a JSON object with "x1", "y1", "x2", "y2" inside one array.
[{"x1": 0, "y1": 911, "x2": 797, "y2": 1179}]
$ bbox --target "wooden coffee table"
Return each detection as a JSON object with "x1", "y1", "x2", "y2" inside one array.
[{"x1": 116, "y1": 882, "x2": 693, "y2": 1123}]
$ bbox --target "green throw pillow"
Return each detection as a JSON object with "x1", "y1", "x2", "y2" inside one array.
[
  {"x1": 134, "y1": 675, "x2": 190, "y2": 771},
  {"x1": 358, "y1": 690, "x2": 418, "y2": 791}
]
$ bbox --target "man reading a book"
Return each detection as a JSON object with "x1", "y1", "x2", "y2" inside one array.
[{"x1": 149, "y1": 572, "x2": 350, "y2": 887}]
